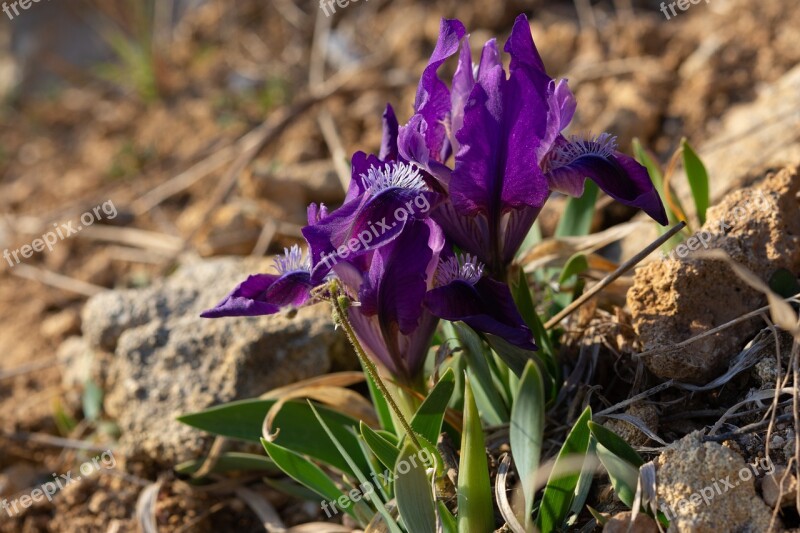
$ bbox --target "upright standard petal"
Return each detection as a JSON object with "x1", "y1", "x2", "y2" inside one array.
[
  {"x1": 352, "y1": 219, "x2": 443, "y2": 381},
  {"x1": 413, "y1": 18, "x2": 467, "y2": 162},
  {"x1": 544, "y1": 134, "x2": 669, "y2": 225},
  {"x1": 379, "y1": 104, "x2": 399, "y2": 162}
]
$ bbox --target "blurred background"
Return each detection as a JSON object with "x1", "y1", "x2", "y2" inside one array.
[{"x1": 0, "y1": 0, "x2": 798, "y2": 530}]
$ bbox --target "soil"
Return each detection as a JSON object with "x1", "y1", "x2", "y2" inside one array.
[{"x1": 1, "y1": 0, "x2": 798, "y2": 531}]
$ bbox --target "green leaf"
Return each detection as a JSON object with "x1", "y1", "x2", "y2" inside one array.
[
  {"x1": 558, "y1": 253, "x2": 589, "y2": 286},
  {"x1": 82, "y1": 379, "x2": 103, "y2": 421},
  {"x1": 360, "y1": 422, "x2": 401, "y2": 472},
  {"x1": 588, "y1": 422, "x2": 644, "y2": 467},
  {"x1": 438, "y1": 501, "x2": 458, "y2": 533},
  {"x1": 308, "y1": 403, "x2": 403, "y2": 533},
  {"x1": 538, "y1": 406, "x2": 592, "y2": 532},
  {"x1": 448, "y1": 322, "x2": 509, "y2": 425},
  {"x1": 175, "y1": 452, "x2": 277, "y2": 476},
  {"x1": 511, "y1": 270, "x2": 558, "y2": 386},
  {"x1": 632, "y1": 138, "x2": 664, "y2": 197},
  {"x1": 179, "y1": 399, "x2": 369, "y2": 477},
  {"x1": 555, "y1": 180, "x2": 598, "y2": 237},
  {"x1": 261, "y1": 439, "x2": 363, "y2": 523},
  {"x1": 411, "y1": 368, "x2": 455, "y2": 444},
  {"x1": 596, "y1": 443, "x2": 640, "y2": 508},
  {"x1": 510, "y1": 361, "x2": 546, "y2": 528},
  {"x1": 681, "y1": 138, "x2": 710, "y2": 225},
  {"x1": 457, "y1": 378, "x2": 494, "y2": 533},
  {"x1": 394, "y1": 442, "x2": 437, "y2": 533},
  {"x1": 484, "y1": 333, "x2": 538, "y2": 378},
  {"x1": 568, "y1": 436, "x2": 598, "y2": 520}
]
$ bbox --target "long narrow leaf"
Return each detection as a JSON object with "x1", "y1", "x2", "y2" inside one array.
[
  {"x1": 555, "y1": 180, "x2": 598, "y2": 237},
  {"x1": 395, "y1": 441, "x2": 437, "y2": 533},
  {"x1": 411, "y1": 368, "x2": 456, "y2": 444},
  {"x1": 179, "y1": 399, "x2": 369, "y2": 476},
  {"x1": 261, "y1": 439, "x2": 365, "y2": 524},
  {"x1": 457, "y1": 378, "x2": 494, "y2": 533},
  {"x1": 510, "y1": 361, "x2": 546, "y2": 528},
  {"x1": 308, "y1": 403, "x2": 403, "y2": 533},
  {"x1": 537, "y1": 407, "x2": 592, "y2": 532},
  {"x1": 681, "y1": 138, "x2": 710, "y2": 225}
]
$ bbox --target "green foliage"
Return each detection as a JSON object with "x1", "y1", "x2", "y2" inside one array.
[
  {"x1": 457, "y1": 378, "x2": 494, "y2": 533},
  {"x1": 681, "y1": 138, "x2": 710, "y2": 225},
  {"x1": 510, "y1": 361, "x2": 546, "y2": 528},
  {"x1": 556, "y1": 180, "x2": 599, "y2": 237},
  {"x1": 538, "y1": 406, "x2": 592, "y2": 531}
]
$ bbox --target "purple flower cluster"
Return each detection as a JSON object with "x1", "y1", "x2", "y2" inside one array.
[{"x1": 202, "y1": 14, "x2": 667, "y2": 383}]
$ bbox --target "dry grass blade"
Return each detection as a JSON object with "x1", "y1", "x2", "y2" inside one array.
[
  {"x1": 260, "y1": 371, "x2": 366, "y2": 399},
  {"x1": 544, "y1": 222, "x2": 686, "y2": 330},
  {"x1": 495, "y1": 453, "x2": 527, "y2": 533},
  {"x1": 286, "y1": 524, "x2": 355, "y2": 532},
  {"x1": 135, "y1": 480, "x2": 163, "y2": 533},
  {"x1": 263, "y1": 386, "x2": 378, "y2": 441},
  {"x1": 603, "y1": 413, "x2": 666, "y2": 446},
  {"x1": 191, "y1": 436, "x2": 228, "y2": 480},
  {"x1": 12, "y1": 264, "x2": 106, "y2": 298},
  {"x1": 0, "y1": 358, "x2": 60, "y2": 381},
  {"x1": 519, "y1": 220, "x2": 645, "y2": 272},
  {"x1": 235, "y1": 486, "x2": 287, "y2": 532},
  {"x1": 79, "y1": 224, "x2": 184, "y2": 253},
  {"x1": 708, "y1": 387, "x2": 796, "y2": 435}
]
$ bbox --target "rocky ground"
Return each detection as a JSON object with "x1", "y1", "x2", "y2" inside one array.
[{"x1": 1, "y1": 0, "x2": 799, "y2": 531}]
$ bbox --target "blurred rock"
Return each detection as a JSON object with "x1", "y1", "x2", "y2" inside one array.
[
  {"x1": 628, "y1": 166, "x2": 800, "y2": 382},
  {"x1": 762, "y1": 466, "x2": 798, "y2": 508},
  {"x1": 602, "y1": 511, "x2": 658, "y2": 533},
  {"x1": 655, "y1": 433, "x2": 778, "y2": 532},
  {"x1": 74, "y1": 257, "x2": 348, "y2": 466},
  {"x1": 40, "y1": 308, "x2": 80, "y2": 341}
]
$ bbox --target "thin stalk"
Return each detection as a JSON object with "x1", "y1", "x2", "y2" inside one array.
[{"x1": 331, "y1": 294, "x2": 423, "y2": 451}]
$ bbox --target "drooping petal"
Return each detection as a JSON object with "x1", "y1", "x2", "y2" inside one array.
[
  {"x1": 425, "y1": 276, "x2": 536, "y2": 351},
  {"x1": 200, "y1": 271, "x2": 313, "y2": 318},
  {"x1": 305, "y1": 162, "x2": 440, "y2": 282},
  {"x1": 545, "y1": 135, "x2": 669, "y2": 225}
]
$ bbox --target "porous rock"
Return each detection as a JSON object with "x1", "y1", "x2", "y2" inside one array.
[
  {"x1": 74, "y1": 257, "x2": 347, "y2": 466},
  {"x1": 655, "y1": 432, "x2": 778, "y2": 532},
  {"x1": 628, "y1": 166, "x2": 800, "y2": 382}
]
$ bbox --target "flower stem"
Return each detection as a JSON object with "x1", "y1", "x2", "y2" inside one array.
[{"x1": 331, "y1": 293, "x2": 423, "y2": 450}]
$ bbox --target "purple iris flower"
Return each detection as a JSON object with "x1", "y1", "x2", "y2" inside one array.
[
  {"x1": 395, "y1": 15, "x2": 668, "y2": 277},
  {"x1": 302, "y1": 152, "x2": 440, "y2": 283},
  {"x1": 200, "y1": 245, "x2": 314, "y2": 318}
]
